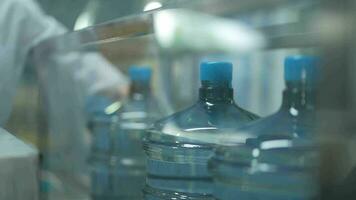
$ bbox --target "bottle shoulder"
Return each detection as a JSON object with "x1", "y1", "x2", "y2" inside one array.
[
  {"x1": 154, "y1": 102, "x2": 257, "y2": 130},
  {"x1": 226, "y1": 108, "x2": 315, "y2": 146},
  {"x1": 147, "y1": 101, "x2": 258, "y2": 145}
]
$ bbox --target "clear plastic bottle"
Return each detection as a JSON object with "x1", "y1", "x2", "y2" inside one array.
[
  {"x1": 143, "y1": 61, "x2": 258, "y2": 199},
  {"x1": 88, "y1": 66, "x2": 161, "y2": 200},
  {"x1": 87, "y1": 95, "x2": 118, "y2": 155},
  {"x1": 209, "y1": 55, "x2": 320, "y2": 200},
  {"x1": 86, "y1": 95, "x2": 117, "y2": 200},
  {"x1": 113, "y1": 66, "x2": 161, "y2": 199}
]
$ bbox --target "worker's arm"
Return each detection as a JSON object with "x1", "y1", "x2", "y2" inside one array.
[{"x1": 0, "y1": 0, "x2": 128, "y2": 125}]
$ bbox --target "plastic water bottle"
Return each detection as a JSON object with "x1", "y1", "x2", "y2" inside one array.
[
  {"x1": 88, "y1": 66, "x2": 160, "y2": 200},
  {"x1": 143, "y1": 61, "x2": 258, "y2": 199},
  {"x1": 209, "y1": 56, "x2": 320, "y2": 200},
  {"x1": 113, "y1": 66, "x2": 161, "y2": 199},
  {"x1": 86, "y1": 95, "x2": 117, "y2": 200}
]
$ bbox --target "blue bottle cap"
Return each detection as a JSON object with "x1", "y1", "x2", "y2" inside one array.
[
  {"x1": 129, "y1": 66, "x2": 152, "y2": 81},
  {"x1": 200, "y1": 62, "x2": 233, "y2": 83},
  {"x1": 284, "y1": 55, "x2": 319, "y2": 83}
]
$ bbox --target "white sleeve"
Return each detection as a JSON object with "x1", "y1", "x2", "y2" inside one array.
[
  {"x1": 0, "y1": 0, "x2": 66, "y2": 125},
  {"x1": 0, "y1": 0, "x2": 127, "y2": 125},
  {"x1": 74, "y1": 52, "x2": 129, "y2": 95}
]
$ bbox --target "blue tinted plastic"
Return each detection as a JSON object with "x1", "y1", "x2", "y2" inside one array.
[
  {"x1": 86, "y1": 95, "x2": 117, "y2": 154},
  {"x1": 88, "y1": 67, "x2": 161, "y2": 200},
  {"x1": 112, "y1": 83, "x2": 161, "y2": 199},
  {"x1": 209, "y1": 56, "x2": 320, "y2": 200},
  {"x1": 210, "y1": 140, "x2": 319, "y2": 200},
  {"x1": 143, "y1": 61, "x2": 258, "y2": 199},
  {"x1": 86, "y1": 96, "x2": 117, "y2": 200}
]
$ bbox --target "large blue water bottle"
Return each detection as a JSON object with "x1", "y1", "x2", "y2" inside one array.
[
  {"x1": 113, "y1": 66, "x2": 161, "y2": 199},
  {"x1": 209, "y1": 55, "x2": 320, "y2": 200},
  {"x1": 143, "y1": 61, "x2": 258, "y2": 199},
  {"x1": 86, "y1": 95, "x2": 117, "y2": 200},
  {"x1": 88, "y1": 66, "x2": 161, "y2": 200}
]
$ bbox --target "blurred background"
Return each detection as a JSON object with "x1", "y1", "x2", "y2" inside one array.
[{"x1": 3, "y1": 0, "x2": 356, "y2": 199}]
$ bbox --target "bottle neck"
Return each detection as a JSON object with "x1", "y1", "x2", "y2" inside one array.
[
  {"x1": 199, "y1": 81, "x2": 234, "y2": 104},
  {"x1": 281, "y1": 82, "x2": 315, "y2": 113},
  {"x1": 129, "y1": 80, "x2": 151, "y2": 100}
]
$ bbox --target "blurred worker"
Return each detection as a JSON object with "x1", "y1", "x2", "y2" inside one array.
[{"x1": 0, "y1": 0, "x2": 128, "y2": 125}]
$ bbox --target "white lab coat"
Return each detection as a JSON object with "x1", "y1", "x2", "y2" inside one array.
[{"x1": 0, "y1": 0, "x2": 127, "y2": 125}]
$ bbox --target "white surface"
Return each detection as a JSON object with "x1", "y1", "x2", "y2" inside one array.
[{"x1": 0, "y1": 128, "x2": 38, "y2": 200}]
